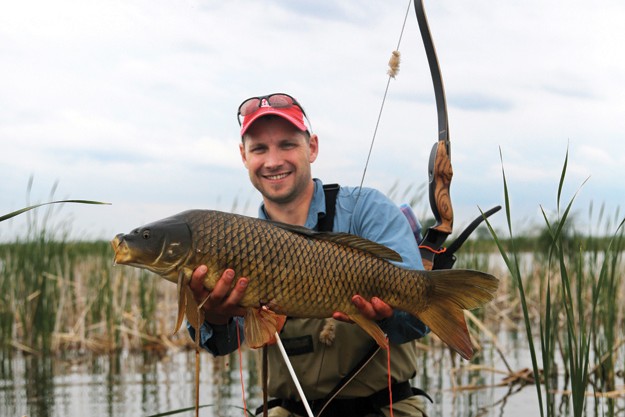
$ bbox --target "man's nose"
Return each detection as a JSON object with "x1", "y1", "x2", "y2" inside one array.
[{"x1": 263, "y1": 149, "x2": 283, "y2": 168}]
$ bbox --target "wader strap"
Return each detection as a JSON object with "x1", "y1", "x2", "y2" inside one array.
[
  {"x1": 313, "y1": 343, "x2": 380, "y2": 416},
  {"x1": 317, "y1": 183, "x2": 340, "y2": 232},
  {"x1": 313, "y1": 342, "x2": 433, "y2": 416},
  {"x1": 255, "y1": 381, "x2": 432, "y2": 417}
]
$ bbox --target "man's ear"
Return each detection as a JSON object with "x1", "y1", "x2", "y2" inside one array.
[
  {"x1": 309, "y1": 133, "x2": 319, "y2": 163},
  {"x1": 239, "y1": 142, "x2": 248, "y2": 167}
]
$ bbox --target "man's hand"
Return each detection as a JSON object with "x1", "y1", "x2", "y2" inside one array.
[
  {"x1": 332, "y1": 295, "x2": 394, "y2": 323},
  {"x1": 189, "y1": 266, "x2": 248, "y2": 325}
]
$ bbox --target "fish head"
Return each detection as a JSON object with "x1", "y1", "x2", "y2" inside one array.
[{"x1": 111, "y1": 215, "x2": 193, "y2": 282}]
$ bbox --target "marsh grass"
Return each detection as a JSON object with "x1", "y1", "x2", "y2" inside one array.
[
  {"x1": 482, "y1": 149, "x2": 625, "y2": 416},
  {"x1": 2, "y1": 171, "x2": 624, "y2": 416},
  {"x1": 0, "y1": 207, "x2": 189, "y2": 358}
]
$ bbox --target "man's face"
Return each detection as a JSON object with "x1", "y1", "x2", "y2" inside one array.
[{"x1": 240, "y1": 116, "x2": 318, "y2": 205}]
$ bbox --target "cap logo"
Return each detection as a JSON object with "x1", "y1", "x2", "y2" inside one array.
[{"x1": 260, "y1": 98, "x2": 270, "y2": 108}]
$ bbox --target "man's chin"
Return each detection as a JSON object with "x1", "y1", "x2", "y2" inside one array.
[{"x1": 261, "y1": 187, "x2": 295, "y2": 205}]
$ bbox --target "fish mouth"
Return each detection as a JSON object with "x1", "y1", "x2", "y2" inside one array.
[
  {"x1": 110, "y1": 233, "x2": 184, "y2": 280},
  {"x1": 110, "y1": 234, "x2": 132, "y2": 265}
]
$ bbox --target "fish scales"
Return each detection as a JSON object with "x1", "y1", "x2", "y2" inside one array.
[
  {"x1": 183, "y1": 210, "x2": 426, "y2": 317},
  {"x1": 111, "y1": 209, "x2": 499, "y2": 359}
]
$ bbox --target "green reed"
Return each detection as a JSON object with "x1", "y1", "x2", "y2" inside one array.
[
  {"x1": 0, "y1": 197, "x2": 175, "y2": 357},
  {"x1": 588, "y1": 213, "x2": 624, "y2": 416},
  {"x1": 0, "y1": 202, "x2": 68, "y2": 354},
  {"x1": 483, "y1": 157, "x2": 544, "y2": 417},
  {"x1": 484, "y1": 148, "x2": 625, "y2": 417}
]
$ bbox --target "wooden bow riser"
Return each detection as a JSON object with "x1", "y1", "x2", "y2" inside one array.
[{"x1": 431, "y1": 140, "x2": 453, "y2": 235}]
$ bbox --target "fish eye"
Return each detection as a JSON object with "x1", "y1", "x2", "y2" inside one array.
[{"x1": 142, "y1": 229, "x2": 151, "y2": 239}]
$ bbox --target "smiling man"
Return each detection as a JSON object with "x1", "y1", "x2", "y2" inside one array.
[
  {"x1": 240, "y1": 112, "x2": 318, "y2": 224},
  {"x1": 188, "y1": 93, "x2": 430, "y2": 417}
]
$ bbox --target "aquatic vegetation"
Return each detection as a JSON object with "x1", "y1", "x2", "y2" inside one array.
[
  {"x1": 483, "y1": 149, "x2": 625, "y2": 417},
  {"x1": 1, "y1": 166, "x2": 623, "y2": 416}
]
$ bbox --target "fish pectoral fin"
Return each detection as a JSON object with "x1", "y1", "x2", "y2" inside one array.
[
  {"x1": 348, "y1": 313, "x2": 389, "y2": 350},
  {"x1": 185, "y1": 286, "x2": 205, "y2": 331},
  {"x1": 244, "y1": 307, "x2": 286, "y2": 349},
  {"x1": 173, "y1": 269, "x2": 196, "y2": 335},
  {"x1": 173, "y1": 270, "x2": 187, "y2": 335}
]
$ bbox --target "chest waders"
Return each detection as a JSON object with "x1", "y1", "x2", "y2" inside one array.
[{"x1": 256, "y1": 184, "x2": 432, "y2": 417}]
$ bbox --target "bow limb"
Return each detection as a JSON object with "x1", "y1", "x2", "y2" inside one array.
[{"x1": 414, "y1": 0, "x2": 454, "y2": 270}]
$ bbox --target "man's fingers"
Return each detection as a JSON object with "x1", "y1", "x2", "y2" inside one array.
[
  {"x1": 332, "y1": 311, "x2": 353, "y2": 323},
  {"x1": 209, "y1": 269, "x2": 235, "y2": 300},
  {"x1": 229, "y1": 278, "x2": 248, "y2": 301},
  {"x1": 186, "y1": 267, "x2": 249, "y2": 325},
  {"x1": 351, "y1": 295, "x2": 376, "y2": 319},
  {"x1": 189, "y1": 265, "x2": 208, "y2": 292},
  {"x1": 200, "y1": 274, "x2": 248, "y2": 317},
  {"x1": 371, "y1": 297, "x2": 393, "y2": 319},
  {"x1": 216, "y1": 278, "x2": 247, "y2": 316},
  {"x1": 350, "y1": 295, "x2": 393, "y2": 321}
]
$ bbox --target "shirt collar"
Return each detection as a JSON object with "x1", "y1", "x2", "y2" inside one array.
[{"x1": 257, "y1": 178, "x2": 326, "y2": 230}]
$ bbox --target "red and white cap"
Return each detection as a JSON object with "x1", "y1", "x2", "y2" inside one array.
[{"x1": 240, "y1": 98, "x2": 308, "y2": 136}]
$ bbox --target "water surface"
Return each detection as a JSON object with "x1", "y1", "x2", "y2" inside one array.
[{"x1": 1, "y1": 330, "x2": 621, "y2": 417}]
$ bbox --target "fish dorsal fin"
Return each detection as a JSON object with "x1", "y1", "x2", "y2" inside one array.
[
  {"x1": 267, "y1": 220, "x2": 402, "y2": 262},
  {"x1": 315, "y1": 232, "x2": 403, "y2": 262}
]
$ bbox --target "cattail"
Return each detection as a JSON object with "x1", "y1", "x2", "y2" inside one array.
[{"x1": 387, "y1": 50, "x2": 401, "y2": 78}]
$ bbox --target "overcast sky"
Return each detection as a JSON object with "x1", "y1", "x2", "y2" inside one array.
[{"x1": 1, "y1": 0, "x2": 624, "y2": 242}]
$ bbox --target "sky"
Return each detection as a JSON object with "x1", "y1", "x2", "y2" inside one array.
[{"x1": 1, "y1": 0, "x2": 624, "y2": 242}]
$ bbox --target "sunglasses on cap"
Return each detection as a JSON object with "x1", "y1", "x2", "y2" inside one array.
[{"x1": 236, "y1": 93, "x2": 312, "y2": 131}]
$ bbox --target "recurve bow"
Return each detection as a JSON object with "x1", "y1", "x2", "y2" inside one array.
[
  {"x1": 414, "y1": 1, "x2": 500, "y2": 271},
  {"x1": 414, "y1": 0, "x2": 453, "y2": 271}
]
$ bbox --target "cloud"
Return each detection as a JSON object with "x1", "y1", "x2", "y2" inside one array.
[{"x1": 1, "y1": 0, "x2": 624, "y2": 240}]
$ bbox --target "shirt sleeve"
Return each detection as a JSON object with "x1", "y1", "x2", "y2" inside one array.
[
  {"x1": 379, "y1": 311, "x2": 429, "y2": 344},
  {"x1": 186, "y1": 317, "x2": 245, "y2": 356}
]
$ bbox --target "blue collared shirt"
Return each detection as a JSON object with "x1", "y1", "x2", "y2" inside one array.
[{"x1": 188, "y1": 178, "x2": 429, "y2": 355}]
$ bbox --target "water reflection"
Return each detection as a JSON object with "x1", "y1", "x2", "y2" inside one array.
[
  {"x1": 1, "y1": 349, "x2": 263, "y2": 417},
  {"x1": 2, "y1": 336, "x2": 623, "y2": 417}
]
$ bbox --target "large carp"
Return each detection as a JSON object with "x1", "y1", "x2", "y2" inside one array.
[{"x1": 111, "y1": 209, "x2": 498, "y2": 360}]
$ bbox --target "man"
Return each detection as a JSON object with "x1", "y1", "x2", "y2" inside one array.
[{"x1": 188, "y1": 93, "x2": 429, "y2": 417}]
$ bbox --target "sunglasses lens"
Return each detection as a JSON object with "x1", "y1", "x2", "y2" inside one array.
[
  {"x1": 238, "y1": 98, "x2": 261, "y2": 117},
  {"x1": 266, "y1": 94, "x2": 294, "y2": 108},
  {"x1": 237, "y1": 93, "x2": 308, "y2": 129}
]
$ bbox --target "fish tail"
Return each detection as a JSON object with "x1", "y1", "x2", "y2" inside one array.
[{"x1": 413, "y1": 269, "x2": 498, "y2": 360}]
